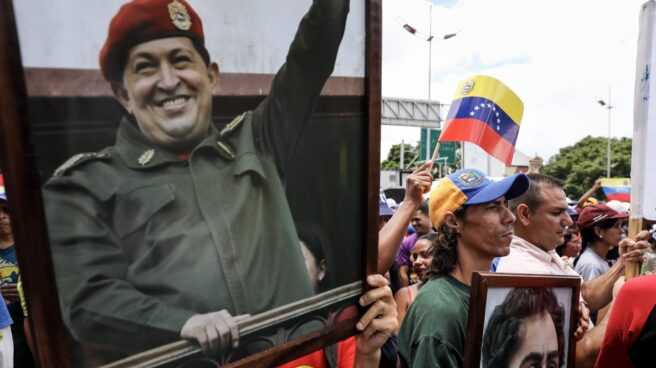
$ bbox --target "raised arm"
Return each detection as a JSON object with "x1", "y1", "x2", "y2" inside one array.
[
  {"x1": 377, "y1": 162, "x2": 432, "y2": 274},
  {"x1": 253, "y1": 0, "x2": 350, "y2": 179},
  {"x1": 575, "y1": 179, "x2": 601, "y2": 209}
]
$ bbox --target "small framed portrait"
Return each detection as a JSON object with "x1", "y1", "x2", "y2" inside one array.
[
  {"x1": 0, "y1": 0, "x2": 381, "y2": 366},
  {"x1": 464, "y1": 272, "x2": 581, "y2": 368}
]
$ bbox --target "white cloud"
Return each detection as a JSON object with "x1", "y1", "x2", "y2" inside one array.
[{"x1": 382, "y1": 0, "x2": 646, "y2": 163}]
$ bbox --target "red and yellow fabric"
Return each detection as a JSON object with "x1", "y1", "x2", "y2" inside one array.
[{"x1": 439, "y1": 75, "x2": 523, "y2": 166}]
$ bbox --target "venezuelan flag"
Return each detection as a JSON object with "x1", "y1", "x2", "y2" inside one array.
[
  {"x1": 601, "y1": 178, "x2": 631, "y2": 202},
  {"x1": 439, "y1": 75, "x2": 523, "y2": 166}
]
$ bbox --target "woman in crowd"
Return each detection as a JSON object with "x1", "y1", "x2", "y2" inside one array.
[
  {"x1": 556, "y1": 228, "x2": 582, "y2": 268},
  {"x1": 574, "y1": 204, "x2": 628, "y2": 281},
  {"x1": 393, "y1": 233, "x2": 437, "y2": 329}
]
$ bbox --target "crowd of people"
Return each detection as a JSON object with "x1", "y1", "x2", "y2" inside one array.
[{"x1": 379, "y1": 168, "x2": 654, "y2": 368}]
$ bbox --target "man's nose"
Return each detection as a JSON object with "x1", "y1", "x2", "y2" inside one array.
[
  {"x1": 563, "y1": 213, "x2": 574, "y2": 227},
  {"x1": 503, "y1": 206, "x2": 516, "y2": 224},
  {"x1": 157, "y1": 63, "x2": 180, "y2": 90}
]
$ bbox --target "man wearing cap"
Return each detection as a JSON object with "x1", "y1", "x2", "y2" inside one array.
[
  {"x1": 397, "y1": 168, "x2": 529, "y2": 367},
  {"x1": 496, "y1": 173, "x2": 650, "y2": 366},
  {"x1": 42, "y1": 0, "x2": 349, "y2": 360}
]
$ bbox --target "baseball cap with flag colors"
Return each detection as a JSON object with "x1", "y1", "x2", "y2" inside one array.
[{"x1": 428, "y1": 168, "x2": 529, "y2": 228}]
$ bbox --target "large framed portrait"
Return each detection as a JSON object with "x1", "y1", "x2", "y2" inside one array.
[
  {"x1": 464, "y1": 272, "x2": 581, "y2": 368},
  {"x1": 0, "y1": 0, "x2": 381, "y2": 366}
]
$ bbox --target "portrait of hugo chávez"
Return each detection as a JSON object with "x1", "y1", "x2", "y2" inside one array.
[
  {"x1": 481, "y1": 288, "x2": 567, "y2": 368},
  {"x1": 41, "y1": 0, "x2": 350, "y2": 362}
]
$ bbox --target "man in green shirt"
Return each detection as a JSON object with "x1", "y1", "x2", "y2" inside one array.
[
  {"x1": 397, "y1": 168, "x2": 529, "y2": 367},
  {"x1": 42, "y1": 0, "x2": 349, "y2": 360}
]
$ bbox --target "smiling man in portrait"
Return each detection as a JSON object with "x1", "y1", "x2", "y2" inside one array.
[{"x1": 42, "y1": 0, "x2": 350, "y2": 362}]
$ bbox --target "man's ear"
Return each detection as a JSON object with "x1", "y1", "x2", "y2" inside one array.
[
  {"x1": 516, "y1": 203, "x2": 531, "y2": 226},
  {"x1": 317, "y1": 259, "x2": 327, "y2": 283},
  {"x1": 208, "y1": 62, "x2": 220, "y2": 88},
  {"x1": 443, "y1": 212, "x2": 460, "y2": 233},
  {"x1": 111, "y1": 82, "x2": 131, "y2": 113}
]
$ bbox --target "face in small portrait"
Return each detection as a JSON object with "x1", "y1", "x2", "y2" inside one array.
[
  {"x1": 481, "y1": 288, "x2": 567, "y2": 368},
  {"x1": 507, "y1": 312, "x2": 560, "y2": 368}
]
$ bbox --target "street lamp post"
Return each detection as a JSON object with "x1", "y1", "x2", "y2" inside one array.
[
  {"x1": 428, "y1": 4, "x2": 433, "y2": 101},
  {"x1": 399, "y1": 3, "x2": 458, "y2": 101},
  {"x1": 597, "y1": 87, "x2": 613, "y2": 178}
]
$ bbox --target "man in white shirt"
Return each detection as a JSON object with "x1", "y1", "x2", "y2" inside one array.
[{"x1": 496, "y1": 173, "x2": 650, "y2": 367}]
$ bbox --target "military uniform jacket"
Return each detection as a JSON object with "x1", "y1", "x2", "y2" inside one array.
[{"x1": 43, "y1": 0, "x2": 349, "y2": 353}]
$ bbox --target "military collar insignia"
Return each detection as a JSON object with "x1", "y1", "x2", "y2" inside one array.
[
  {"x1": 216, "y1": 140, "x2": 236, "y2": 160},
  {"x1": 138, "y1": 149, "x2": 156, "y2": 166},
  {"x1": 213, "y1": 113, "x2": 244, "y2": 160},
  {"x1": 219, "y1": 113, "x2": 246, "y2": 138},
  {"x1": 168, "y1": 0, "x2": 192, "y2": 31}
]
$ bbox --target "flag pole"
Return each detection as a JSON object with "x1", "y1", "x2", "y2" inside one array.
[{"x1": 427, "y1": 141, "x2": 442, "y2": 172}]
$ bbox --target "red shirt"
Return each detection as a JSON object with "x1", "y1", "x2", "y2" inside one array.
[
  {"x1": 595, "y1": 275, "x2": 656, "y2": 368},
  {"x1": 277, "y1": 336, "x2": 356, "y2": 368}
]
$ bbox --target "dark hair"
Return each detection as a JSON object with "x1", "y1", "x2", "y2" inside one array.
[
  {"x1": 574, "y1": 218, "x2": 618, "y2": 267},
  {"x1": 427, "y1": 206, "x2": 467, "y2": 277},
  {"x1": 296, "y1": 222, "x2": 331, "y2": 292},
  {"x1": 482, "y1": 288, "x2": 566, "y2": 368},
  {"x1": 509, "y1": 173, "x2": 564, "y2": 215},
  {"x1": 416, "y1": 232, "x2": 439, "y2": 245},
  {"x1": 411, "y1": 233, "x2": 439, "y2": 263},
  {"x1": 555, "y1": 229, "x2": 577, "y2": 257},
  {"x1": 417, "y1": 200, "x2": 429, "y2": 216}
]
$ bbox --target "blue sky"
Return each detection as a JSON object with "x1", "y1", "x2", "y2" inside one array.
[{"x1": 382, "y1": 0, "x2": 647, "y2": 163}]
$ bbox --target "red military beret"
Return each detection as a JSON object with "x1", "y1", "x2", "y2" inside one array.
[{"x1": 99, "y1": 0, "x2": 210, "y2": 82}]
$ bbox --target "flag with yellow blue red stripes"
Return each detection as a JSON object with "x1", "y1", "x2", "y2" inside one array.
[{"x1": 439, "y1": 75, "x2": 523, "y2": 166}]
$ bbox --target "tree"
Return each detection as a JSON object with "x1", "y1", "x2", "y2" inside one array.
[
  {"x1": 381, "y1": 142, "x2": 419, "y2": 170},
  {"x1": 542, "y1": 136, "x2": 631, "y2": 200}
]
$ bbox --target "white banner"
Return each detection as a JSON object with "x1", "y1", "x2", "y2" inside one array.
[
  {"x1": 631, "y1": 1, "x2": 656, "y2": 220},
  {"x1": 14, "y1": 0, "x2": 366, "y2": 77}
]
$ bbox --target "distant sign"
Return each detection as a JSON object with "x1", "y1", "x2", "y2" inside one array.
[{"x1": 420, "y1": 128, "x2": 457, "y2": 164}]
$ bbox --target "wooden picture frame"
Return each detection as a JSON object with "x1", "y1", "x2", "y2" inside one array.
[
  {"x1": 464, "y1": 272, "x2": 581, "y2": 368},
  {"x1": 0, "y1": 0, "x2": 381, "y2": 366}
]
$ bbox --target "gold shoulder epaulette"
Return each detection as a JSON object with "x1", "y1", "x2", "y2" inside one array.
[{"x1": 53, "y1": 152, "x2": 110, "y2": 177}]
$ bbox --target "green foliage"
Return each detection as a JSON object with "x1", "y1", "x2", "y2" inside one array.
[
  {"x1": 381, "y1": 142, "x2": 420, "y2": 170},
  {"x1": 542, "y1": 136, "x2": 632, "y2": 199}
]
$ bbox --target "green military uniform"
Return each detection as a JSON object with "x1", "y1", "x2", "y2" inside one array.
[{"x1": 43, "y1": 0, "x2": 349, "y2": 353}]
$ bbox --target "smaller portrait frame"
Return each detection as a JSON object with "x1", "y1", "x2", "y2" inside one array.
[{"x1": 464, "y1": 272, "x2": 581, "y2": 368}]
